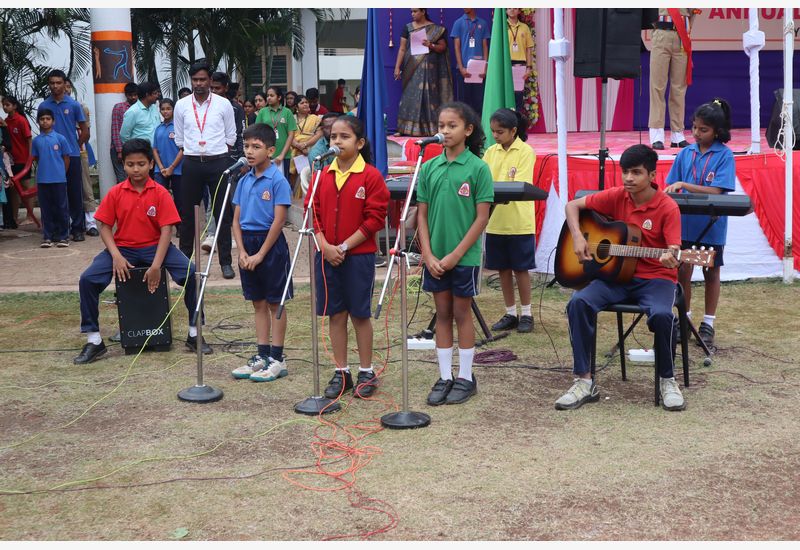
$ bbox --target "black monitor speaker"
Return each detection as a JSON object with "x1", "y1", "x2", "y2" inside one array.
[{"x1": 574, "y1": 8, "x2": 647, "y2": 79}]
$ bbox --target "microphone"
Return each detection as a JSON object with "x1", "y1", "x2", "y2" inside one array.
[
  {"x1": 314, "y1": 145, "x2": 341, "y2": 162},
  {"x1": 223, "y1": 157, "x2": 247, "y2": 174},
  {"x1": 415, "y1": 133, "x2": 444, "y2": 147}
]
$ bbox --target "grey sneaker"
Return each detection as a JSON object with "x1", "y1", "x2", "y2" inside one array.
[
  {"x1": 250, "y1": 356, "x2": 288, "y2": 382},
  {"x1": 660, "y1": 377, "x2": 686, "y2": 411},
  {"x1": 554, "y1": 378, "x2": 600, "y2": 410},
  {"x1": 231, "y1": 355, "x2": 266, "y2": 379}
]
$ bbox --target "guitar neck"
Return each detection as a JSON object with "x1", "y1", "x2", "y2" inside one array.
[{"x1": 599, "y1": 243, "x2": 671, "y2": 259}]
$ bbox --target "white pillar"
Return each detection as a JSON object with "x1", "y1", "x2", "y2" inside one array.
[
  {"x1": 783, "y1": 6, "x2": 795, "y2": 283},
  {"x1": 549, "y1": 8, "x2": 570, "y2": 204},
  {"x1": 90, "y1": 8, "x2": 133, "y2": 197},
  {"x1": 290, "y1": 9, "x2": 319, "y2": 94},
  {"x1": 743, "y1": 9, "x2": 765, "y2": 154}
]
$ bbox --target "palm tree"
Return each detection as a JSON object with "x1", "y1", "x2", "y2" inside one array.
[{"x1": 0, "y1": 8, "x2": 91, "y2": 118}]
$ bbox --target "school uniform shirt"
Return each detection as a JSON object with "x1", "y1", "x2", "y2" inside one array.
[
  {"x1": 585, "y1": 185, "x2": 681, "y2": 282},
  {"x1": 152, "y1": 120, "x2": 182, "y2": 175},
  {"x1": 416, "y1": 148, "x2": 495, "y2": 267},
  {"x1": 507, "y1": 20, "x2": 533, "y2": 62},
  {"x1": 450, "y1": 14, "x2": 490, "y2": 64},
  {"x1": 120, "y1": 100, "x2": 161, "y2": 143},
  {"x1": 666, "y1": 140, "x2": 735, "y2": 246},
  {"x1": 483, "y1": 138, "x2": 536, "y2": 235},
  {"x1": 232, "y1": 163, "x2": 292, "y2": 232},
  {"x1": 94, "y1": 178, "x2": 182, "y2": 248},
  {"x1": 38, "y1": 94, "x2": 86, "y2": 156},
  {"x1": 4, "y1": 111, "x2": 32, "y2": 165},
  {"x1": 310, "y1": 155, "x2": 389, "y2": 255},
  {"x1": 255, "y1": 106, "x2": 298, "y2": 160},
  {"x1": 31, "y1": 131, "x2": 70, "y2": 184}
]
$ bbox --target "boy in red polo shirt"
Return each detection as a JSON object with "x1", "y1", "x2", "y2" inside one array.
[
  {"x1": 74, "y1": 138, "x2": 210, "y2": 364},
  {"x1": 556, "y1": 144, "x2": 686, "y2": 411}
]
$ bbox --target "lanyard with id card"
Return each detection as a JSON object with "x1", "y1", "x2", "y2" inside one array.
[{"x1": 192, "y1": 93, "x2": 211, "y2": 152}]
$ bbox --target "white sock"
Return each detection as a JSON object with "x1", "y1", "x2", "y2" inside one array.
[
  {"x1": 506, "y1": 305, "x2": 517, "y2": 316},
  {"x1": 457, "y1": 347, "x2": 475, "y2": 381},
  {"x1": 579, "y1": 377, "x2": 593, "y2": 387},
  {"x1": 436, "y1": 347, "x2": 453, "y2": 380},
  {"x1": 188, "y1": 326, "x2": 198, "y2": 337},
  {"x1": 87, "y1": 332, "x2": 102, "y2": 345},
  {"x1": 359, "y1": 365, "x2": 373, "y2": 373},
  {"x1": 520, "y1": 304, "x2": 532, "y2": 317},
  {"x1": 670, "y1": 131, "x2": 686, "y2": 144},
  {"x1": 649, "y1": 128, "x2": 665, "y2": 144},
  {"x1": 336, "y1": 365, "x2": 350, "y2": 372},
  {"x1": 703, "y1": 315, "x2": 716, "y2": 327}
]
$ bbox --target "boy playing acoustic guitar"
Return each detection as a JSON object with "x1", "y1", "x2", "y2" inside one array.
[{"x1": 556, "y1": 144, "x2": 686, "y2": 412}]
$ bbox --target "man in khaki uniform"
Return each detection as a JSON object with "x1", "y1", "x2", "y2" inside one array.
[{"x1": 649, "y1": 8, "x2": 696, "y2": 150}]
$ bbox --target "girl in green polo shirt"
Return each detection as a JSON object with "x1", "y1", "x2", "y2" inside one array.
[
  {"x1": 417, "y1": 102, "x2": 494, "y2": 406},
  {"x1": 255, "y1": 85, "x2": 296, "y2": 181}
]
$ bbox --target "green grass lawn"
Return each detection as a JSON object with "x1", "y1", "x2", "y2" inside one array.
[{"x1": 1, "y1": 279, "x2": 799, "y2": 540}]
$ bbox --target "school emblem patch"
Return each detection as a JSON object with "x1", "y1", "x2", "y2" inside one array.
[
  {"x1": 63, "y1": 108, "x2": 69, "y2": 115},
  {"x1": 355, "y1": 186, "x2": 366, "y2": 199},
  {"x1": 262, "y1": 190, "x2": 271, "y2": 201},
  {"x1": 168, "y1": 132, "x2": 175, "y2": 139},
  {"x1": 457, "y1": 182, "x2": 471, "y2": 197},
  {"x1": 705, "y1": 171, "x2": 715, "y2": 182},
  {"x1": 508, "y1": 166, "x2": 517, "y2": 179},
  {"x1": 642, "y1": 219, "x2": 653, "y2": 230},
  {"x1": 146, "y1": 206, "x2": 157, "y2": 217},
  {"x1": 53, "y1": 144, "x2": 59, "y2": 151}
]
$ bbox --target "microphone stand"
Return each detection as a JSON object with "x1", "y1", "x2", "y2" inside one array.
[
  {"x1": 277, "y1": 158, "x2": 340, "y2": 416},
  {"x1": 375, "y1": 146, "x2": 431, "y2": 430},
  {"x1": 178, "y1": 202, "x2": 225, "y2": 403}
]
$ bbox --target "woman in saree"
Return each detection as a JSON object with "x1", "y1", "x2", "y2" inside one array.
[
  {"x1": 289, "y1": 95, "x2": 323, "y2": 190},
  {"x1": 393, "y1": 8, "x2": 454, "y2": 136}
]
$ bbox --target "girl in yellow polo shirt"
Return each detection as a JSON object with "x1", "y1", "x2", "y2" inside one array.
[{"x1": 483, "y1": 108, "x2": 536, "y2": 333}]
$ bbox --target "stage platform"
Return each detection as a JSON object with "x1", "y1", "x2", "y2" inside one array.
[{"x1": 388, "y1": 128, "x2": 772, "y2": 158}]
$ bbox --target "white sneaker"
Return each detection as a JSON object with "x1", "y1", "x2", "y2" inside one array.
[
  {"x1": 660, "y1": 377, "x2": 686, "y2": 411},
  {"x1": 250, "y1": 357, "x2": 288, "y2": 382},
  {"x1": 554, "y1": 378, "x2": 600, "y2": 410},
  {"x1": 231, "y1": 355, "x2": 266, "y2": 379},
  {"x1": 201, "y1": 235, "x2": 214, "y2": 253}
]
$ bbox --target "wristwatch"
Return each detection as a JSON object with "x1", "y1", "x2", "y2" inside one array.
[{"x1": 337, "y1": 242, "x2": 349, "y2": 253}]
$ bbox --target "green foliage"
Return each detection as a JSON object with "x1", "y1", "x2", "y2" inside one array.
[{"x1": 0, "y1": 8, "x2": 90, "y2": 119}]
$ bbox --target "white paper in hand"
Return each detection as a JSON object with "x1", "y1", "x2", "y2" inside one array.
[{"x1": 409, "y1": 28, "x2": 429, "y2": 56}]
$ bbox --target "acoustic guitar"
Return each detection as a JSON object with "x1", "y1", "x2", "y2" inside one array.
[{"x1": 554, "y1": 210, "x2": 716, "y2": 289}]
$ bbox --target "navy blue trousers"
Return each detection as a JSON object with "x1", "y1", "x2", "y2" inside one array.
[
  {"x1": 66, "y1": 156, "x2": 85, "y2": 235},
  {"x1": 38, "y1": 183, "x2": 69, "y2": 241},
  {"x1": 79, "y1": 244, "x2": 198, "y2": 333},
  {"x1": 567, "y1": 278, "x2": 677, "y2": 379}
]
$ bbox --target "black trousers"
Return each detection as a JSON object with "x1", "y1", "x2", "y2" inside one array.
[{"x1": 179, "y1": 156, "x2": 233, "y2": 267}]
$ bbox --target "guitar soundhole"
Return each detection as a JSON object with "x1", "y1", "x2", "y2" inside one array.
[{"x1": 595, "y1": 240, "x2": 611, "y2": 261}]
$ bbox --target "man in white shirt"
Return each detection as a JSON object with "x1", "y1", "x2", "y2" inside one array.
[{"x1": 174, "y1": 60, "x2": 237, "y2": 279}]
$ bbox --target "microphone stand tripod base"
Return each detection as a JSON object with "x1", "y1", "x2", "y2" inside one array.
[
  {"x1": 178, "y1": 384, "x2": 224, "y2": 403},
  {"x1": 381, "y1": 410, "x2": 431, "y2": 430},
  {"x1": 294, "y1": 396, "x2": 341, "y2": 416}
]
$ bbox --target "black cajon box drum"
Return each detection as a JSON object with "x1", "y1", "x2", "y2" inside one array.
[{"x1": 116, "y1": 267, "x2": 173, "y2": 354}]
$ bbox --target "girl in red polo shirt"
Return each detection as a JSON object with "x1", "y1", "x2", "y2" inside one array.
[
  {"x1": 1, "y1": 96, "x2": 32, "y2": 229},
  {"x1": 308, "y1": 115, "x2": 390, "y2": 400}
]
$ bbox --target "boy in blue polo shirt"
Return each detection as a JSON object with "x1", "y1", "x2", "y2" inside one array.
[
  {"x1": 31, "y1": 109, "x2": 71, "y2": 248},
  {"x1": 451, "y1": 8, "x2": 490, "y2": 114},
  {"x1": 230, "y1": 123, "x2": 293, "y2": 382}
]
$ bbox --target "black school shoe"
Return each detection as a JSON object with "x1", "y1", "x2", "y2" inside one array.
[
  {"x1": 651, "y1": 141, "x2": 665, "y2": 150},
  {"x1": 445, "y1": 375, "x2": 477, "y2": 405},
  {"x1": 697, "y1": 322, "x2": 715, "y2": 348},
  {"x1": 86, "y1": 227, "x2": 99, "y2": 236},
  {"x1": 221, "y1": 265, "x2": 235, "y2": 279},
  {"x1": 72, "y1": 232, "x2": 85, "y2": 242},
  {"x1": 427, "y1": 378, "x2": 454, "y2": 406},
  {"x1": 671, "y1": 140, "x2": 690, "y2": 148},
  {"x1": 491, "y1": 314, "x2": 518, "y2": 331},
  {"x1": 354, "y1": 370, "x2": 379, "y2": 398},
  {"x1": 185, "y1": 335, "x2": 213, "y2": 354},
  {"x1": 517, "y1": 315, "x2": 534, "y2": 333},
  {"x1": 324, "y1": 370, "x2": 353, "y2": 399},
  {"x1": 74, "y1": 341, "x2": 107, "y2": 364}
]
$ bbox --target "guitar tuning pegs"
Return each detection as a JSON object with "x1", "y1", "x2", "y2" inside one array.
[
  {"x1": 700, "y1": 246, "x2": 706, "y2": 251},
  {"x1": 691, "y1": 245, "x2": 697, "y2": 250}
]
